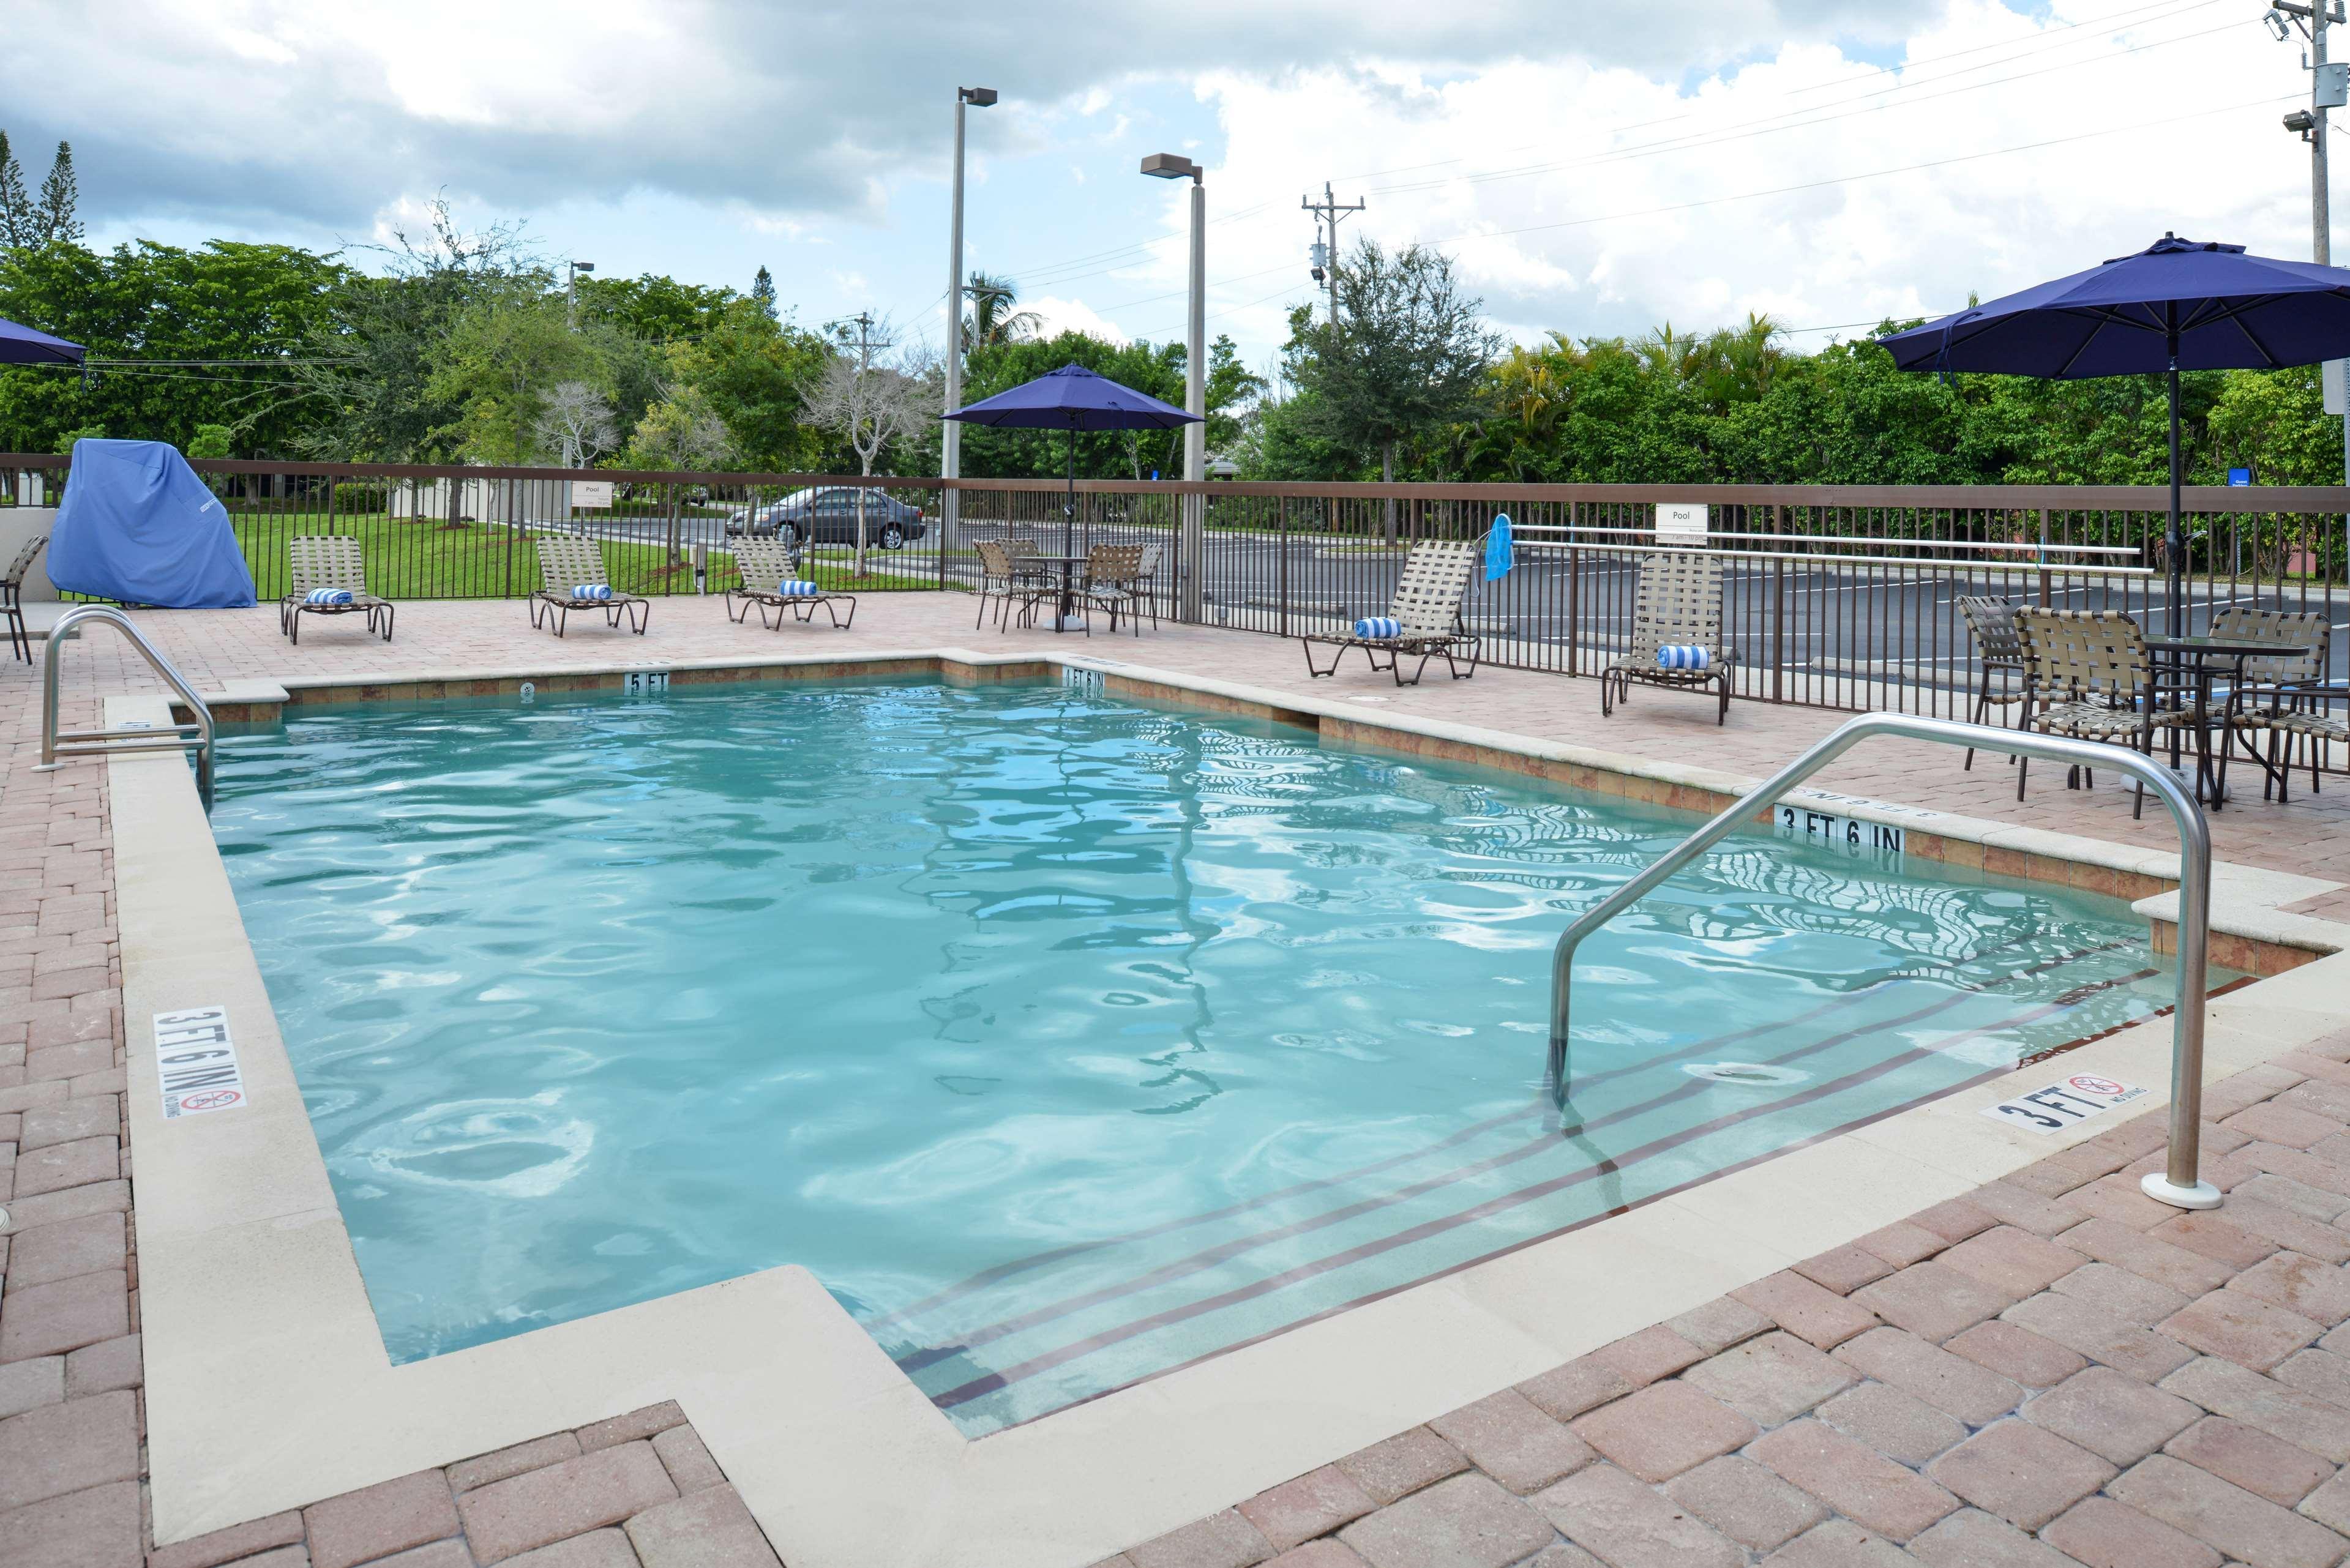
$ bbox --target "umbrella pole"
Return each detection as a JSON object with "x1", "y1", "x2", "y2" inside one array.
[
  {"x1": 1064, "y1": 422, "x2": 1077, "y2": 630},
  {"x1": 2166, "y1": 332, "x2": 2184, "y2": 641}
]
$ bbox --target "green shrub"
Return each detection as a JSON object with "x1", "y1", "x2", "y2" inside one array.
[{"x1": 332, "y1": 482, "x2": 390, "y2": 514}]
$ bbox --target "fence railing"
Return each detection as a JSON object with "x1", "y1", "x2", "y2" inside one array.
[{"x1": 6, "y1": 457, "x2": 2344, "y2": 763}]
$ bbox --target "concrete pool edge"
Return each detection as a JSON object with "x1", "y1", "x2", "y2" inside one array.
[{"x1": 116, "y1": 662, "x2": 2350, "y2": 1567}]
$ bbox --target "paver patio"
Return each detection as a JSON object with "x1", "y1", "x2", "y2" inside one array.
[{"x1": 3, "y1": 591, "x2": 2348, "y2": 1568}]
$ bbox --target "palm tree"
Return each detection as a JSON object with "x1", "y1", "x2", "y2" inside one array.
[{"x1": 963, "y1": 272, "x2": 1043, "y2": 349}]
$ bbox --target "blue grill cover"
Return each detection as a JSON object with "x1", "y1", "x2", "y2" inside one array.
[{"x1": 47, "y1": 439, "x2": 257, "y2": 608}]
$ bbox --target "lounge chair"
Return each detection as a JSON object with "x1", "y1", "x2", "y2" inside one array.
[
  {"x1": 1600, "y1": 552, "x2": 1734, "y2": 724},
  {"x1": 2, "y1": 532, "x2": 46, "y2": 663},
  {"x1": 726, "y1": 539, "x2": 854, "y2": 630},
  {"x1": 1301, "y1": 539, "x2": 1481, "y2": 685},
  {"x1": 279, "y1": 535, "x2": 393, "y2": 646},
  {"x1": 530, "y1": 536, "x2": 648, "y2": 637}
]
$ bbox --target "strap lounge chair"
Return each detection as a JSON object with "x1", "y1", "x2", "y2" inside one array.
[
  {"x1": 2, "y1": 532, "x2": 45, "y2": 663},
  {"x1": 279, "y1": 535, "x2": 394, "y2": 646},
  {"x1": 1301, "y1": 539, "x2": 1481, "y2": 685},
  {"x1": 1600, "y1": 552, "x2": 1734, "y2": 724},
  {"x1": 531, "y1": 536, "x2": 649, "y2": 637},
  {"x1": 726, "y1": 539, "x2": 855, "y2": 630}
]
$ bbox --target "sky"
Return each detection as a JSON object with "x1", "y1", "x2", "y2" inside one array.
[{"x1": 3, "y1": 0, "x2": 2329, "y2": 383}]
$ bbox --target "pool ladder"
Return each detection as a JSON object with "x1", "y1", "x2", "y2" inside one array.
[
  {"x1": 1546, "y1": 712, "x2": 2218, "y2": 1211},
  {"x1": 35, "y1": 604, "x2": 217, "y2": 813}
]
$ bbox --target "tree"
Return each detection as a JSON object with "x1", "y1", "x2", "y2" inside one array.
[
  {"x1": 964, "y1": 272, "x2": 1042, "y2": 349},
  {"x1": 751, "y1": 265, "x2": 777, "y2": 321},
  {"x1": 623, "y1": 379, "x2": 732, "y2": 566},
  {"x1": 660, "y1": 298, "x2": 832, "y2": 471},
  {"x1": 533, "y1": 380, "x2": 618, "y2": 467},
  {"x1": 296, "y1": 200, "x2": 537, "y2": 461},
  {"x1": 0, "y1": 133, "x2": 31, "y2": 249},
  {"x1": 801, "y1": 319, "x2": 935, "y2": 573},
  {"x1": 36, "y1": 142, "x2": 80, "y2": 246},
  {"x1": 425, "y1": 291, "x2": 604, "y2": 464},
  {"x1": 1290, "y1": 239, "x2": 1502, "y2": 536}
]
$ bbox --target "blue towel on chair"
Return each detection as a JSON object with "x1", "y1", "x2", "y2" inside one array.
[
  {"x1": 304, "y1": 588, "x2": 354, "y2": 605},
  {"x1": 570, "y1": 583, "x2": 614, "y2": 601},
  {"x1": 1355, "y1": 616, "x2": 1402, "y2": 640},
  {"x1": 777, "y1": 580, "x2": 821, "y2": 597},
  {"x1": 1656, "y1": 644, "x2": 1710, "y2": 670}
]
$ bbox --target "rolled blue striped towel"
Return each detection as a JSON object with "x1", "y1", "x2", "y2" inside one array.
[
  {"x1": 1354, "y1": 616, "x2": 1402, "y2": 640},
  {"x1": 776, "y1": 579, "x2": 821, "y2": 597},
  {"x1": 304, "y1": 588, "x2": 354, "y2": 605},
  {"x1": 1656, "y1": 644, "x2": 1711, "y2": 670},
  {"x1": 569, "y1": 583, "x2": 614, "y2": 601}
]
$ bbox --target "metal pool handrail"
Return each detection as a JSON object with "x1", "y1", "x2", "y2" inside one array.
[
  {"x1": 36, "y1": 604, "x2": 217, "y2": 812},
  {"x1": 1547, "y1": 712, "x2": 2218, "y2": 1211}
]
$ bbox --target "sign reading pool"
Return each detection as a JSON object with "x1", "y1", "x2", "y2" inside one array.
[{"x1": 208, "y1": 680, "x2": 2204, "y2": 1435}]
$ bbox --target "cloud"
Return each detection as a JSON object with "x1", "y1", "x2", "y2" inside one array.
[
  {"x1": 1022, "y1": 295, "x2": 1131, "y2": 345},
  {"x1": 7, "y1": 0, "x2": 1937, "y2": 239}
]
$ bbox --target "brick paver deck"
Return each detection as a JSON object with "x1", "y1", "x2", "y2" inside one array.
[{"x1": 1, "y1": 592, "x2": 2346, "y2": 1568}]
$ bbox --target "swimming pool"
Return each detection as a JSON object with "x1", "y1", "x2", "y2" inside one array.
[{"x1": 212, "y1": 678, "x2": 2198, "y2": 1434}]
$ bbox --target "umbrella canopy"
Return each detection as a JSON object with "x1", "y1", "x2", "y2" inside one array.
[
  {"x1": 945, "y1": 362, "x2": 1198, "y2": 430},
  {"x1": 1878, "y1": 234, "x2": 2350, "y2": 634},
  {"x1": 0, "y1": 315, "x2": 85, "y2": 367},
  {"x1": 945, "y1": 363, "x2": 1203, "y2": 567}
]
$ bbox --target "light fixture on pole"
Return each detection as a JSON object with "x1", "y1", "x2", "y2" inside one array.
[
  {"x1": 1142, "y1": 152, "x2": 1206, "y2": 623},
  {"x1": 567, "y1": 261, "x2": 595, "y2": 331},
  {"x1": 943, "y1": 87, "x2": 998, "y2": 547}
]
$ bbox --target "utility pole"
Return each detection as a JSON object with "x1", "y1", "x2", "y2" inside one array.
[
  {"x1": 2272, "y1": 1, "x2": 2350, "y2": 583},
  {"x1": 1301, "y1": 181, "x2": 1365, "y2": 328}
]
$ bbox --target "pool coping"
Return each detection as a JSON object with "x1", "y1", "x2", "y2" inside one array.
[{"x1": 116, "y1": 648, "x2": 2350, "y2": 1568}]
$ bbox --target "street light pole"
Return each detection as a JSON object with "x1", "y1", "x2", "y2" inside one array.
[
  {"x1": 1143, "y1": 152, "x2": 1207, "y2": 622},
  {"x1": 566, "y1": 259, "x2": 595, "y2": 333},
  {"x1": 943, "y1": 87, "x2": 997, "y2": 550}
]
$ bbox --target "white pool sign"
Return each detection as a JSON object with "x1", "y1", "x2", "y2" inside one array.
[
  {"x1": 624, "y1": 670, "x2": 669, "y2": 695},
  {"x1": 1981, "y1": 1072, "x2": 2148, "y2": 1135},
  {"x1": 1775, "y1": 804, "x2": 1904, "y2": 861},
  {"x1": 572, "y1": 479, "x2": 614, "y2": 509},
  {"x1": 1656, "y1": 502, "x2": 1708, "y2": 543},
  {"x1": 154, "y1": 1006, "x2": 247, "y2": 1118}
]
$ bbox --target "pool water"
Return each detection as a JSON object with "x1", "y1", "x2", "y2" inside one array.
[{"x1": 212, "y1": 678, "x2": 2198, "y2": 1434}]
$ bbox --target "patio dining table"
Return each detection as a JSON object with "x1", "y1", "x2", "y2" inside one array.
[
  {"x1": 2143, "y1": 633, "x2": 2277, "y2": 810},
  {"x1": 1029, "y1": 552, "x2": 1091, "y2": 633}
]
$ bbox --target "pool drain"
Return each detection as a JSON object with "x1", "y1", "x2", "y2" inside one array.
[{"x1": 1681, "y1": 1061, "x2": 1810, "y2": 1087}]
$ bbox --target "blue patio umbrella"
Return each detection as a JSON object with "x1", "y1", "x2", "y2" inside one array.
[
  {"x1": 1878, "y1": 234, "x2": 2350, "y2": 635},
  {"x1": 0, "y1": 315, "x2": 85, "y2": 366},
  {"x1": 946, "y1": 363, "x2": 1200, "y2": 561}
]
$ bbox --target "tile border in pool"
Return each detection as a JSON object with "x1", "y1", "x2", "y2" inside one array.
[{"x1": 117, "y1": 655, "x2": 2350, "y2": 1568}]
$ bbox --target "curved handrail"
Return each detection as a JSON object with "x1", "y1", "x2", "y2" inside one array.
[
  {"x1": 1548, "y1": 712, "x2": 2216, "y2": 1211},
  {"x1": 38, "y1": 604, "x2": 216, "y2": 812}
]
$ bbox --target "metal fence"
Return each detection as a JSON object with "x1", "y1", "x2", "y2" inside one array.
[{"x1": 6, "y1": 457, "x2": 2344, "y2": 753}]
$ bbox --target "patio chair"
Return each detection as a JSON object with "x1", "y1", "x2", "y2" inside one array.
[
  {"x1": 1080, "y1": 543, "x2": 1150, "y2": 638},
  {"x1": 2013, "y1": 608, "x2": 2195, "y2": 820},
  {"x1": 1300, "y1": 539, "x2": 1481, "y2": 685},
  {"x1": 279, "y1": 535, "x2": 394, "y2": 646},
  {"x1": 2, "y1": 532, "x2": 45, "y2": 663},
  {"x1": 2214, "y1": 607, "x2": 2336, "y2": 801},
  {"x1": 530, "y1": 536, "x2": 649, "y2": 637},
  {"x1": 973, "y1": 540, "x2": 1050, "y2": 631},
  {"x1": 1600, "y1": 552, "x2": 1734, "y2": 724},
  {"x1": 726, "y1": 539, "x2": 855, "y2": 630},
  {"x1": 1135, "y1": 542, "x2": 1166, "y2": 630},
  {"x1": 1955, "y1": 595, "x2": 2027, "y2": 769}
]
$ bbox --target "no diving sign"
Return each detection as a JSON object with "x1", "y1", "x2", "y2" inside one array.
[{"x1": 155, "y1": 1006, "x2": 248, "y2": 1119}]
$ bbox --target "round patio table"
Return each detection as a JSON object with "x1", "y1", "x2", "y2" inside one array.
[
  {"x1": 1029, "y1": 553, "x2": 1091, "y2": 632},
  {"x1": 2142, "y1": 633, "x2": 2277, "y2": 810}
]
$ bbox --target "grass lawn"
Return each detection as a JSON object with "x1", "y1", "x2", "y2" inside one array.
[{"x1": 228, "y1": 513, "x2": 938, "y2": 600}]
